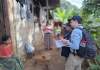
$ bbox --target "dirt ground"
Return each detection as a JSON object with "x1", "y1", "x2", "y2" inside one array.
[
  {"x1": 23, "y1": 24, "x2": 88, "y2": 70},
  {"x1": 24, "y1": 49, "x2": 65, "y2": 70},
  {"x1": 24, "y1": 25, "x2": 65, "y2": 70}
]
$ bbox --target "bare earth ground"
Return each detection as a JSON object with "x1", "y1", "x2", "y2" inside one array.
[
  {"x1": 24, "y1": 25, "x2": 65, "y2": 70},
  {"x1": 23, "y1": 24, "x2": 88, "y2": 70},
  {"x1": 23, "y1": 25, "x2": 88, "y2": 70},
  {"x1": 24, "y1": 49, "x2": 65, "y2": 70}
]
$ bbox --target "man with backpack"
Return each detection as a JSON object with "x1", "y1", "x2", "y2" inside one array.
[{"x1": 62, "y1": 16, "x2": 96, "y2": 70}]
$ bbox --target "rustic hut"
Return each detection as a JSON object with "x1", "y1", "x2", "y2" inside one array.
[{"x1": 0, "y1": 0, "x2": 60, "y2": 60}]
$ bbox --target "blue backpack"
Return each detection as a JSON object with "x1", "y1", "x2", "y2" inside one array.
[{"x1": 77, "y1": 28, "x2": 97, "y2": 59}]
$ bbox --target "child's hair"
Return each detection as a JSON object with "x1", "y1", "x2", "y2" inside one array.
[
  {"x1": 1, "y1": 34, "x2": 10, "y2": 42},
  {"x1": 54, "y1": 21, "x2": 62, "y2": 27}
]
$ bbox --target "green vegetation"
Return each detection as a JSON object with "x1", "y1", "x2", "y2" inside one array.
[
  {"x1": 53, "y1": 1, "x2": 79, "y2": 23},
  {"x1": 79, "y1": 0, "x2": 100, "y2": 70}
]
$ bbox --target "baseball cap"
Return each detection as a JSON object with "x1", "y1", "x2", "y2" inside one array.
[{"x1": 71, "y1": 16, "x2": 82, "y2": 24}]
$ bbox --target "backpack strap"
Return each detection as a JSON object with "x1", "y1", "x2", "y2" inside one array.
[
  {"x1": 75, "y1": 27, "x2": 86, "y2": 40},
  {"x1": 76, "y1": 27, "x2": 88, "y2": 44}
]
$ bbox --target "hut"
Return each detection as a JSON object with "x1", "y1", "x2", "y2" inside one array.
[{"x1": 0, "y1": 0, "x2": 60, "y2": 60}]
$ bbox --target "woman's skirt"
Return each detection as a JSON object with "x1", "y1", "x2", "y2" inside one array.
[{"x1": 44, "y1": 33, "x2": 53, "y2": 49}]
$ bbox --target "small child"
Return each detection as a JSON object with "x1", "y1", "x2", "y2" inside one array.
[
  {"x1": 0, "y1": 34, "x2": 13, "y2": 58},
  {"x1": 53, "y1": 21, "x2": 62, "y2": 40},
  {"x1": 43, "y1": 21, "x2": 53, "y2": 50}
]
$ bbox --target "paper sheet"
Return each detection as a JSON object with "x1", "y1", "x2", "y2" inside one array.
[{"x1": 55, "y1": 40, "x2": 65, "y2": 48}]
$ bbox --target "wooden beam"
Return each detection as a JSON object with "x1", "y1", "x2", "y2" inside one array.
[
  {"x1": 6, "y1": 0, "x2": 17, "y2": 56},
  {"x1": 3, "y1": 0, "x2": 10, "y2": 35}
]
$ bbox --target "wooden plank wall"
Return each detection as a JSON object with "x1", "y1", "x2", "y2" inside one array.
[{"x1": 0, "y1": 0, "x2": 10, "y2": 39}]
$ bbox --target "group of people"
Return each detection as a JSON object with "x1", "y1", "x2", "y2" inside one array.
[
  {"x1": 62, "y1": 16, "x2": 84, "y2": 70},
  {"x1": 43, "y1": 15, "x2": 84, "y2": 70},
  {"x1": 0, "y1": 15, "x2": 96, "y2": 70}
]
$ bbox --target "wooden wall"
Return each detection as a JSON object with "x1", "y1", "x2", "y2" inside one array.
[{"x1": 0, "y1": 0, "x2": 10, "y2": 40}]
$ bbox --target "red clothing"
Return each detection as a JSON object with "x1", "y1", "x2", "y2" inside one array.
[{"x1": 0, "y1": 43, "x2": 13, "y2": 58}]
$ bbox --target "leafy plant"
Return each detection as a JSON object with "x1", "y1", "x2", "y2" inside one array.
[
  {"x1": 88, "y1": 64, "x2": 100, "y2": 70},
  {"x1": 53, "y1": 1, "x2": 79, "y2": 23},
  {"x1": 95, "y1": 55, "x2": 100, "y2": 63}
]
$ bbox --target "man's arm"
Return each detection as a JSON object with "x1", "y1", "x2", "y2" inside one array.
[{"x1": 69, "y1": 29, "x2": 82, "y2": 50}]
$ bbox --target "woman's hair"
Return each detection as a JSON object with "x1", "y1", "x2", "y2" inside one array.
[
  {"x1": 68, "y1": 19, "x2": 71, "y2": 23},
  {"x1": 66, "y1": 23, "x2": 71, "y2": 27},
  {"x1": 65, "y1": 19, "x2": 71, "y2": 27}
]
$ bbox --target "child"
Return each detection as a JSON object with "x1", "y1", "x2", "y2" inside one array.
[
  {"x1": 53, "y1": 21, "x2": 62, "y2": 40},
  {"x1": 43, "y1": 21, "x2": 53, "y2": 50},
  {"x1": 0, "y1": 34, "x2": 13, "y2": 58}
]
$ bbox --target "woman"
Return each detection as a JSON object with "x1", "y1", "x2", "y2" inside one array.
[{"x1": 61, "y1": 19, "x2": 72, "y2": 58}]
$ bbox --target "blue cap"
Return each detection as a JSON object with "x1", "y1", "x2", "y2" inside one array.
[{"x1": 71, "y1": 16, "x2": 82, "y2": 24}]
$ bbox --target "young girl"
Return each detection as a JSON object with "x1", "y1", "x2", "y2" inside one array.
[
  {"x1": 43, "y1": 21, "x2": 53, "y2": 50},
  {"x1": 54, "y1": 21, "x2": 62, "y2": 40}
]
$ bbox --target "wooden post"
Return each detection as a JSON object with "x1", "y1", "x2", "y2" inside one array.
[
  {"x1": 3, "y1": 0, "x2": 10, "y2": 35},
  {"x1": 6, "y1": 0, "x2": 17, "y2": 55},
  {"x1": 0, "y1": 0, "x2": 10, "y2": 38},
  {"x1": 46, "y1": 0, "x2": 49, "y2": 22}
]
